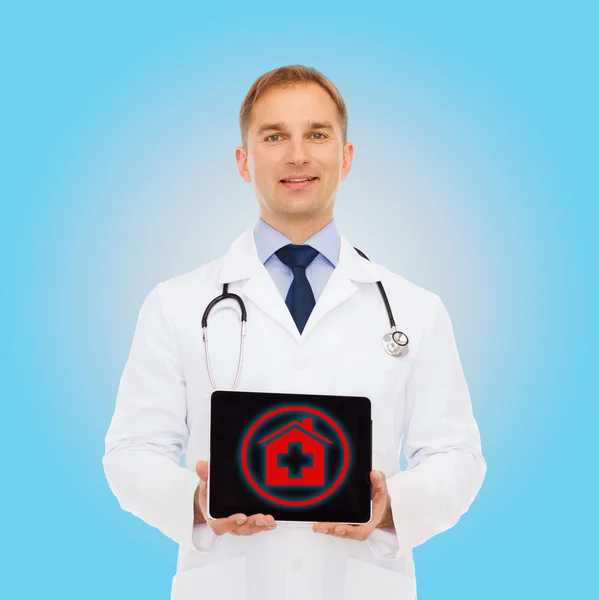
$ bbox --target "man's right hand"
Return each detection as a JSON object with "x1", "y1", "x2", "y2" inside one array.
[{"x1": 194, "y1": 460, "x2": 277, "y2": 536}]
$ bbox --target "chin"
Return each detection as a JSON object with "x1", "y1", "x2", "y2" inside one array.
[
  {"x1": 279, "y1": 202, "x2": 323, "y2": 216},
  {"x1": 280, "y1": 193, "x2": 320, "y2": 208},
  {"x1": 261, "y1": 191, "x2": 330, "y2": 219}
]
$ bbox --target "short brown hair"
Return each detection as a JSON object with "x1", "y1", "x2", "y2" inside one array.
[{"x1": 239, "y1": 65, "x2": 348, "y2": 149}]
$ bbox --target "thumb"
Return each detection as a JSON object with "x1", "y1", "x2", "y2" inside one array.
[
  {"x1": 370, "y1": 469, "x2": 386, "y2": 489},
  {"x1": 196, "y1": 460, "x2": 209, "y2": 482}
]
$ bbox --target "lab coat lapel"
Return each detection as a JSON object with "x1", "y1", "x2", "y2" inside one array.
[
  {"x1": 217, "y1": 229, "x2": 381, "y2": 343},
  {"x1": 243, "y1": 268, "x2": 301, "y2": 341},
  {"x1": 299, "y1": 236, "x2": 380, "y2": 340},
  {"x1": 218, "y1": 228, "x2": 301, "y2": 341}
]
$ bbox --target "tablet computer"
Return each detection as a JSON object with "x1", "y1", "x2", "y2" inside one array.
[{"x1": 207, "y1": 390, "x2": 372, "y2": 524}]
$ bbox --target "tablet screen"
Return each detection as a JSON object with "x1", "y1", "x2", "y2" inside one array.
[{"x1": 208, "y1": 390, "x2": 372, "y2": 523}]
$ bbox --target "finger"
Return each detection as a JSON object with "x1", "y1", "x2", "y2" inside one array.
[
  {"x1": 231, "y1": 514, "x2": 276, "y2": 536},
  {"x1": 231, "y1": 521, "x2": 261, "y2": 536},
  {"x1": 370, "y1": 469, "x2": 387, "y2": 490},
  {"x1": 314, "y1": 522, "x2": 372, "y2": 541},
  {"x1": 336, "y1": 524, "x2": 371, "y2": 541},
  {"x1": 371, "y1": 471, "x2": 389, "y2": 508},
  {"x1": 230, "y1": 514, "x2": 262, "y2": 536},
  {"x1": 312, "y1": 521, "x2": 334, "y2": 534},
  {"x1": 196, "y1": 460, "x2": 209, "y2": 482},
  {"x1": 210, "y1": 513, "x2": 248, "y2": 535},
  {"x1": 239, "y1": 514, "x2": 276, "y2": 534}
]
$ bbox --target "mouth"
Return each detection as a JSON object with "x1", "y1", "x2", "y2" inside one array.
[{"x1": 279, "y1": 176, "x2": 319, "y2": 190}]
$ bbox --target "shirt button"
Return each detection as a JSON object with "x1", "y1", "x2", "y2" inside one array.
[{"x1": 291, "y1": 557, "x2": 304, "y2": 570}]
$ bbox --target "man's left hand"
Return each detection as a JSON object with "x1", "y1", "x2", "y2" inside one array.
[{"x1": 312, "y1": 469, "x2": 393, "y2": 541}]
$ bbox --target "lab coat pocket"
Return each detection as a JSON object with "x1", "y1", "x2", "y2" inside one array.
[
  {"x1": 171, "y1": 555, "x2": 247, "y2": 600},
  {"x1": 343, "y1": 555, "x2": 416, "y2": 600},
  {"x1": 347, "y1": 339, "x2": 408, "y2": 454}
]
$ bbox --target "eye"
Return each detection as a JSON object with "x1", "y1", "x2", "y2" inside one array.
[
  {"x1": 266, "y1": 134, "x2": 282, "y2": 142},
  {"x1": 311, "y1": 132, "x2": 327, "y2": 140}
]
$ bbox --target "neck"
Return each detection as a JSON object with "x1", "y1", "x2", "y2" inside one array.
[{"x1": 260, "y1": 212, "x2": 334, "y2": 244}]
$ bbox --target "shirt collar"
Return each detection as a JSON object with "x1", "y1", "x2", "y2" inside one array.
[
  {"x1": 218, "y1": 227, "x2": 380, "y2": 284},
  {"x1": 254, "y1": 217, "x2": 340, "y2": 267}
]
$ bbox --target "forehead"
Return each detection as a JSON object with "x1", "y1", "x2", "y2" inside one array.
[{"x1": 249, "y1": 83, "x2": 341, "y2": 130}]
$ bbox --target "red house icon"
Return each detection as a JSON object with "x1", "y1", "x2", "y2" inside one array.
[{"x1": 258, "y1": 418, "x2": 333, "y2": 486}]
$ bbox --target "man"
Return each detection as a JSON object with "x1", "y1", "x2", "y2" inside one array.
[{"x1": 103, "y1": 65, "x2": 486, "y2": 600}]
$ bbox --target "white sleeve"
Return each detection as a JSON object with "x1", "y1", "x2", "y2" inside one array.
[
  {"x1": 365, "y1": 526, "x2": 401, "y2": 559},
  {"x1": 102, "y1": 283, "x2": 218, "y2": 554},
  {"x1": 368, "y1": 294, "x2": 486, "y2": 560},
  {"x1": 192, "y1": 522, "x2": 219, "y2": 552}
]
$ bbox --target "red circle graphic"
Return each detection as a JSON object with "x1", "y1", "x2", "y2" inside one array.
[{"x1": 240, "y1": 405, "x2": 350, "y2": 507}]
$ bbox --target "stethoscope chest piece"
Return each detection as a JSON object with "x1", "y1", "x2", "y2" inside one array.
[{"x1": 382, "y1": 329, "x2": 409, "y2": 358}]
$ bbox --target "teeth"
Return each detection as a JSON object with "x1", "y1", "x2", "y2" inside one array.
[{"x1": 283, "y1": 177, "x2": 315, "y2": 183}]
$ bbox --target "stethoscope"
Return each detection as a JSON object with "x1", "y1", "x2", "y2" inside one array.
[{"x1": 202, "y1": 247, "x2": 409, "y2": 390}]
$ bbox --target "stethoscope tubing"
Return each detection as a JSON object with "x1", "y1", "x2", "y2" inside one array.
[
  {"x1": 201, "y1": 248, "x2": 409, "y2": 390},
  {"x1": 352, "y1": 247, "x2": 396, "y2": 330},
  {"x1": 202, "y1": 283, "x2": 247, "y2": 389}
]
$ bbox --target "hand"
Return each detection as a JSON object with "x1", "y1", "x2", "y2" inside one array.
[
  {"x1": 312, "y1": 469, "x2": 392, "y2": 541},
  {"x1": 195, "y1": 460, "x2": 277, "y2": 536}
]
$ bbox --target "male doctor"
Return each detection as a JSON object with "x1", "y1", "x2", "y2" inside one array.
[{"x1": 103, "y1": 65, "x2": 486, "y2": 600}]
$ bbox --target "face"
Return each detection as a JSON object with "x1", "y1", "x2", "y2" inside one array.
[{"x1": 236, "y1": 83, "x2": 354, "y2": 222}]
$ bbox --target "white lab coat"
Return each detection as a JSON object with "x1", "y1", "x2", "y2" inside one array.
[{"x1": 103, "y1": 227, "x2": 486, "y2": 600}]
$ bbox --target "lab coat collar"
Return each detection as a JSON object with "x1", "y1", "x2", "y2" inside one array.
[
  {"x1": 217, "y1": 227, "x2": 381, "y2": 341},
  {"x1": 217, "y1": 227, "x2": 380, "y2": 285}
]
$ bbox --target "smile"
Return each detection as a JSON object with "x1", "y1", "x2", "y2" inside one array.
[
  {"x1": 280, "y1": 177, "x2": 319, "y2": 190},
  {"x1": 280, "y1": 177, "x2": 318, "y2": 183}
]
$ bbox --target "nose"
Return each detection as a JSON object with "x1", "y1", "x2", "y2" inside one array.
[{"x1": 284, "y1": 137, "x2": 310, "y2": 165}]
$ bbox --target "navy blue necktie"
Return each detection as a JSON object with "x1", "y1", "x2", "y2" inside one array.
[{"x1": 275, "y1": 244, "x2": 319, "y2": 334}]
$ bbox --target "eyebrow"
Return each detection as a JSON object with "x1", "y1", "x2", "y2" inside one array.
[{"x1": 255, "y1": 120, "x2": 335, "y2": 136}]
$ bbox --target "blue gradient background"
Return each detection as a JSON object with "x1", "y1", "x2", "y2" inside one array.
[{"x1": 3, "y1": 1, "x2": 597, "y2": 598}]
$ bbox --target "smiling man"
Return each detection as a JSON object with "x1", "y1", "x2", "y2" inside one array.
[{"x1": 103, "y1": 65, "x2": 486, "y2": 600}]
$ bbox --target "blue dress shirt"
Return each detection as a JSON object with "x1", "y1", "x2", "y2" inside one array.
[{"x1": 253, "y1": 218, "x2": 340, "y2": 302}]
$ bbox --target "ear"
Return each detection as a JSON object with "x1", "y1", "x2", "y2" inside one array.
[
  {"x1": 340, "y1": 142, "x2": 354, "y2": 181},
  {"x1": 235, "y1": 146, "x2": 252, "y2": 183}
]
